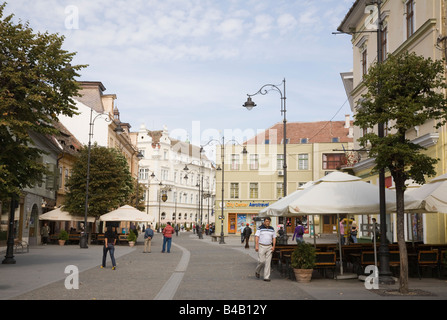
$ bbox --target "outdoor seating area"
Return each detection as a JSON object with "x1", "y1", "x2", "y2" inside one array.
[
  {"x1": 47, "y1": 232, "x2": 135, "y2": 245},
  {"x1": 273, "y1": 242, "x2": 447, "y2": 280}
]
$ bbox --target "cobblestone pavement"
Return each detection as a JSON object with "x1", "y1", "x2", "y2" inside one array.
[{"x1": 1, "y1": 232, "x2": 447, "y2": 301}]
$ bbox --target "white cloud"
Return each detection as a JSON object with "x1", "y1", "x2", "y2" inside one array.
[{"x1": 277, "y1": 13, "x2": 297, "y2": 35}]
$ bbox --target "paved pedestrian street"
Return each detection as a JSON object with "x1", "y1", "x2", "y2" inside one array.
[{"x1": 1, "y1": 232, "x2": 447, "y2": 306}]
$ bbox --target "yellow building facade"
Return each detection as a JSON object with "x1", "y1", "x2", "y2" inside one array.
[{"x1": 214, "y1": 120, "x2": 354, "y2": 237}]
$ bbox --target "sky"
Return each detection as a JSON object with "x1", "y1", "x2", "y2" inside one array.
[{"x1": 4, "y1": 0, "x2": 356, "y2": 147}]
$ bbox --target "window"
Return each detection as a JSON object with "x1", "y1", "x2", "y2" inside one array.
[
  {"x1": 332, "y1": 137, "x2": 340, "y2": 143},
  {"x1": 250, "y1": 154, "x2": 259, "y2": 170},
  {"x1": 250, "y1": 183, "x2": 259, "y2": 199},
  {"x1": 406, "y1": 0, "x2": 415, "y2": 38},
  {"x1": 362, "y1": 48, "x2": 368, "y2": 76},
  {"x1": 231, "y1": 154, "x2": 240, "y2": 170},
  {"x1": 323, "y1": 153, "x2": 346, "y2": 170},
  {"x1": 298, "y1": 154, "x2": 309, "y2": 170},
  {"x1": 230, "y1": 183, "x2": 239, "y2": 199},
  {"x1": 300, "y1": 138, "x2": 308, "y2": 144},
  {"x1": 277, "y1": 154, "x2": 284, "y2": 170},
  {"x1": 161, "y1": 169, "x2": 169, "y2": 181},
  {"x1": 276, "y1": 182, "x2": 284, "y2": 199}
]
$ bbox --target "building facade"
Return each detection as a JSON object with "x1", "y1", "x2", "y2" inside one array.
[
  {"x1": 134, "y1": 125, "x2": 216, "y2": 231},
  {"x1": 214, "y1": 119, "x2": 354, "y2": 237},
  {"x1": 338, "y1": 0, "x2": 447, "y2": 244}
]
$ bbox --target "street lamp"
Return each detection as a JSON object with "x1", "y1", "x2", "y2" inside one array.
[
  {"x1": 203, "y1": 136, "x2": 247, "y2": 244},
  {"x1": 80, "y1": 108, "x2": 123, "y2": 249},
  {"x1": 243, "y1": 78, "x2": 288, "y2": 196},
  {"x1": 183, "y1": 165, "x2": 204, "y2": 239},
  {"x1": 334, "y1": 0, "x2": 393, "y2": 284}
]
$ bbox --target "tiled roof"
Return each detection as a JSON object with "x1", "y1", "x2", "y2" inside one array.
[{"x1": 246, "y1": 120, "x2": 353, "y2": 145}]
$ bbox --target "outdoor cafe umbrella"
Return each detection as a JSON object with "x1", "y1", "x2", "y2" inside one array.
[
  {"x1": 99, "y1": 205, "x2": 150, "y2": 222},
  {"x1": 259, "y1": 171, "x2": 423, "y2": 278},
  {"x1": 39, "y1": 206, "x2": 95, "y2": 222},
  {"x1": 259, "y1": 181, "x2": 313, "y2": 217},
  {"x1": 406, "y1": 173, "x2": 447, "y2": 214}
]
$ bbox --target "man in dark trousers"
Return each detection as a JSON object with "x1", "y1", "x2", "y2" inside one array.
[{"x1": 243, "y1": 223, "x2": 252, "y2": 249}]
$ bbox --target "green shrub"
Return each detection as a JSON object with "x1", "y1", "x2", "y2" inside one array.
[{"x1": 291, "y1": 242, "x2": 316, "y2": 269}]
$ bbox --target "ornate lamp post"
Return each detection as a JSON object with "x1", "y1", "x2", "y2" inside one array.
[
  {"x1": 243, "y1": 79, "x2": 288, "y2": 196},
  {"x1": 80, "y1": 108, "x2": 123, "y2": 249},
  {"x1": 202, "y1": 136, "x2": 247, "y2": 244}
]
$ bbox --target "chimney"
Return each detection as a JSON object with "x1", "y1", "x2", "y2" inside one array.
[{"x1": 345, "y1": 114, "x2": 351, "y2": 128}]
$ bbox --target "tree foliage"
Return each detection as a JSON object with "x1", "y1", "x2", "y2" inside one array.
[
  {"x1": 64, "y1": 144, "x2": 134, "y2": 218},
  {"x1": 355, "y1": 52, "x2": 447, "y2": 293},
  {"x1": 355, "y1": 52, "x2": 447, "y2": 184},
  {"x1": 0, "y1": 2, "x2": 87, "y2": 199}
]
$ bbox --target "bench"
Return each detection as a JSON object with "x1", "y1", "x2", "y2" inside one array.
[
  {"x1": 315, "y1": 252, "x2": 337, "y2": 279},
  {"x1": 211, "y1": 235, "x2": 226, "y2": 242},
  {"x1": 14, "y1": 239, "x2": 29, "y2": 253},
  {"x1": 96, "y1": 233, "x2": 105, "y2": 245},
  {"x1": 119, "y1": 234, "x2": 128, "y2": 244},
  {"x1": 68, "y1": 233, "x2": 81, "y2": 244},
  {"x1": 417, "y1": 250, "x2": 439, "y2": 279}
]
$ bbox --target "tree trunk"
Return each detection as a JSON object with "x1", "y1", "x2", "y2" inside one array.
[{"x1": 394, "y1": 172, "x2": 409, "y2": 294}]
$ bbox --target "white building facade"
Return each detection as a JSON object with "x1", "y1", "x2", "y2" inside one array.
[{"x1": 134, "y1": 125, "x2": 216, "y2": 231}]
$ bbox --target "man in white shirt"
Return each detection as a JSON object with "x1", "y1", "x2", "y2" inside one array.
[{"x1": 255, "y1": 217, "x2": 276, "y2": 282}]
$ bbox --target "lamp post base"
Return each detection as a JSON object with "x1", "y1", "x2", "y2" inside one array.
[{"x1": 80, "y1": 234, "x2": 88, "y2": 249}]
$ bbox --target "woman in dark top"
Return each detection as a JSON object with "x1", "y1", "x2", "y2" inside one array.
[{"x1": 102, "y1": 226, "x2": 117, "y2": 270}]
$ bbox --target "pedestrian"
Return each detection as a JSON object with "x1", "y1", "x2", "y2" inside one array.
[
  {"x1": 162, "y1": 222, "x2": 175, "y2": 253},
  {"x1": 174, "y1": 224, "x2": 179, "y2": 236},
  {"x1": 254, "y1": 217, "x2": 276, "y2": 282},
  {"x1": 243, "y1": 223, "x2": 252, "y2": 248},
  {"x1": 240, "y1": 223, "x2": 246, "y2": 243},
  {"x1": 101, "y1": 226, "x2": 117, "y2": 270},
  {"x1": 143, "y1": 224, "x2": 154, "y2": 253},
  {"x1": 41, "y1": 222, "x2": 50, "y2": 245},
  {"x1": 292, "y1": 221, "x2": 305, "y2": 243}
]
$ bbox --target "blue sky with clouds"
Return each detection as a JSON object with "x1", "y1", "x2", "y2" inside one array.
[{"x1": 4, "y1": 0, "x2": 355, "y2": 145}]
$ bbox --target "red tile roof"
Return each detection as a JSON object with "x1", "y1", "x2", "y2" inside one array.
[{"x1": 246, "y1": 120, "x2": 353, "y2": 145}]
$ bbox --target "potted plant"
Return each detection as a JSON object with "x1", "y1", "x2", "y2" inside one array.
[
  {"x1": 58, "y1": 230, "x2": 69, "y2": 246},
  {"x1": 291, "y1": 242, "x2": 316, "y2": 282},
  {"x1": 127, "y1": 230, "x2": 137, "y2": 247}
]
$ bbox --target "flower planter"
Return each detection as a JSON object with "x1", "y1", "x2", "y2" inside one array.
[
  {"x1": 128, "y1": 241, "x2": 135, "y2": 247},
  {"x1": 293, "y1": 268, "x2": 313, "y2": 283},
  {"x1": 58, "y1": 240, "x2": 66, "y2": 246}
]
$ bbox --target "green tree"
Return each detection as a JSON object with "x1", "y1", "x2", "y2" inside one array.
[
  {"x1": 64, "y1": 144, "x2": 134, "y2": 218},
  {"x1": 355, "y1": 52, "x2": 447, "y2": 293},
  {"x1": 0, "y1": 2, "x2": 86, "y2": 200}
]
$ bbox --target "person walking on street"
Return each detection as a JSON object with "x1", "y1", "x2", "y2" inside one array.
[
  {"x1": 143, "y1": 224, "x2": 154, "y2": 253},
  {"x1": 240, "y1": 223, "x2": 246, "y2": 243},
  {"x1": 41, "y1": 222, "x2": 50, "y2": 245},
  {"x1": 255, "y1": 217, "x2": 276, "y2": 282},
  {"x1": 292, "y1": 221, "x2": 304, "y2": 243},
  {"x1": 162, "y1": 222, "x2": 175, "y2": 253},
  {"x1": 243, "y1": 223, "x2": 252, "y2": 249},
  {"x1": 101, "y1": 226, "x2": 117, "y2": 270}
]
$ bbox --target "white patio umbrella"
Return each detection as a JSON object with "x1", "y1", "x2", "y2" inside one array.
[
  {"x1": 39, "y1": 207, "x2": 95, "y2": 222},
  {"x1": 99, "y1": 205, "x2": 150, "y2": 222},
  {"x1": 406, "y1": 173, "x2": 447, "y2": 214},
  {"x1": 288, "y1": 171, "x2": 422, "y2": 215},
  {"x1": 260, "y1": 171, "x2": 423, "y2": 278},
  {"x1": 259, "y1": 181, "x2": 313, "y2": 217}
]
